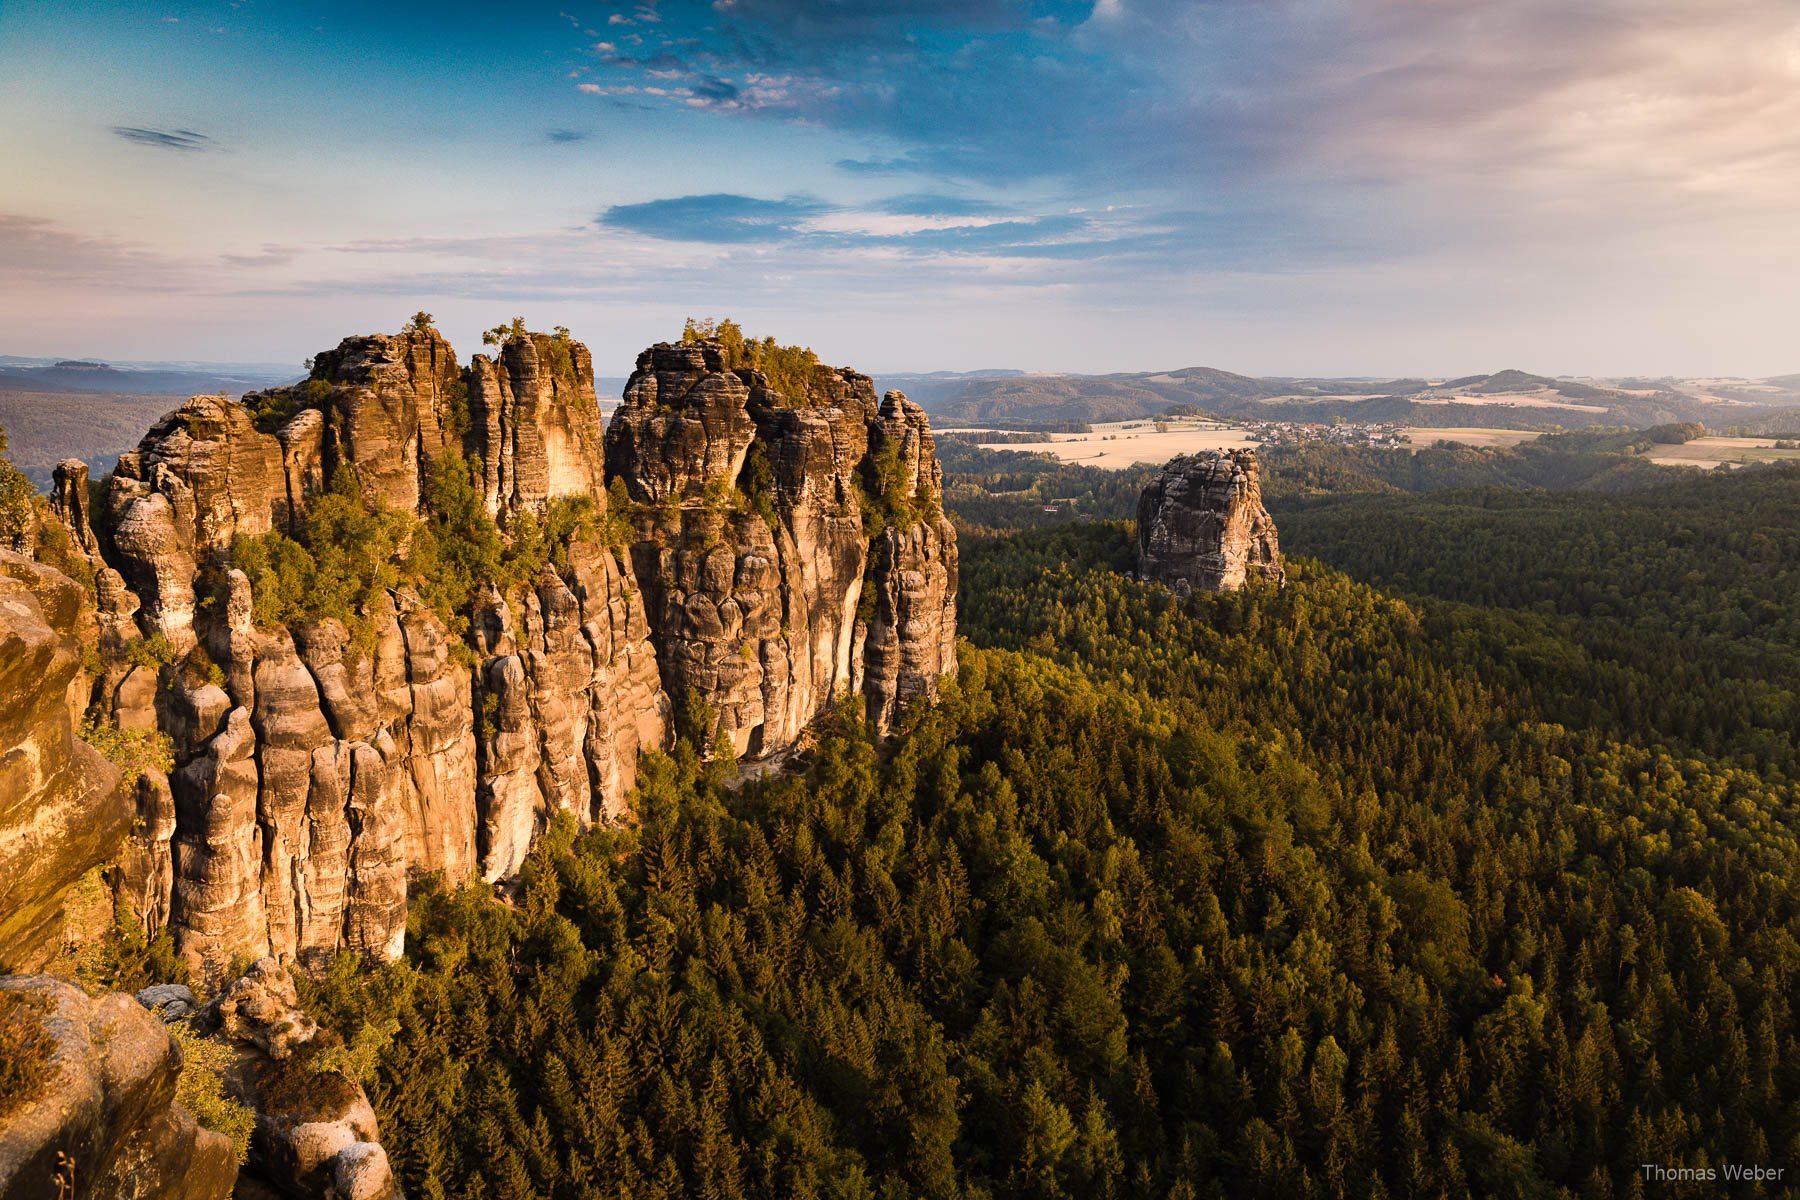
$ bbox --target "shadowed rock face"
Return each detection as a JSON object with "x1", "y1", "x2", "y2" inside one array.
[
  {"x1": 1135, "y1": 450, "x2": 1285, "y2": 594},
  {"x1": 0, "y1": 551, "x2": 124, "y2": 970},
  {"x1": 21, "y1": 327, "x2": 952, "y2": 984},
  {"x1": 606, "y1": 343, "x2": 957, "y2": 756}
]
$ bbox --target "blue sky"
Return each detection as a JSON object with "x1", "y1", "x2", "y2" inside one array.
[{"x1": 2, "y1": 0, "x2": 1797, "y2": 376}]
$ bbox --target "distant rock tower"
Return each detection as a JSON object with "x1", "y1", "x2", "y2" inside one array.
[{"x1": 1135, "y1": 449, "x2": 1285, "y2": 594}]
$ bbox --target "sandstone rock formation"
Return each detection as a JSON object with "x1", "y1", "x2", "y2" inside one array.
[
  {"x1": 188, "y1": 959, "x2": 400, "y2": 1200},
  {"x1": 297, "y1": 329, "x2": 464, "y2": 516},
  {"x1": 13, "y1": 324, "x2": 953, "y2": 984},
  {"x1": 1135, "y1": 450, "x2": 1285, "y2": 594},
  {"x1": 606, "y1": 342, "x2": 958, "y2": 755},
  {"x1": 0, "y1": 550, "x2": 125, "y2": 970},
  {"x1": 0, "y1": 975, "x2": 237, "y2": 1200},
  {"x1": 468, "y1": 330, "x2": 608, "y2": 517}
]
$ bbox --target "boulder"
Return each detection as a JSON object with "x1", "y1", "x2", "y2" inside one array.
[
  {"x1": 0, "y1": 975, "x2": 236, "y2": 1200},
  {"x1": 195, "y1": 959, "x2": 400, "y2": 1200}
]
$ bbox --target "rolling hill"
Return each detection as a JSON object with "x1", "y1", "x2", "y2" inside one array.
[{"x1": 919, "y1": 364, "x2": 1800, "y2": 430}]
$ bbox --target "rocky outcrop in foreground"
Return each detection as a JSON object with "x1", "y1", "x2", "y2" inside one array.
[
  {"x1": 1135, "y1": 450, "x2": 1285, "y2": 594},
  {"x1": 21, "y1": 325, "x2": 954, "y2": 984},
  {"x1": 185, "y1": 960, "x2": 400, "y2": 1200},
  {"x1": 0, "y1": 976, "x2": 236, "y2": 1200},
  {"x1": 0, "y1": 958, "x2": 403, "y2": 1200}
]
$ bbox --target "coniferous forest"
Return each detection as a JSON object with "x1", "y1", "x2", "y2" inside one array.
[
  {"x1": 280, "y1": 446, "x2": 1800, "y2": 1199},
  {"x1": 12, "y1": 5, "x2": 1800, "y2": 1197}
]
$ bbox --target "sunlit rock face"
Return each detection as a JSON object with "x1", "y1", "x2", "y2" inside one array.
[
  {"x1": 0, "y1": 551, "x2": 124, "y2": 970},
  {"x1": 0, "y1": 975, "x2": 238, "y2": 1200},
  {"x1": 1135, "y1": 450, "x2": 1285, "y2": 594},
  {"x1": 468, "y1": 331, "x2": 609, "y2": 518},
  {"x1": 605, "y1": 342, "x2": 957, "y2": 757},
  {"x1": 29, "y1": 327, "x2": 953, "y2": 984}
]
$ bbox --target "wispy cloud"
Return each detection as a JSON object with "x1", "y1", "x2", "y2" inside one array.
[
  {"x1": 600, "y1": 193, "x2": 832, "y2": 243},
  {"x1": 221, "y1": 245, "x2": 300, "y2": 268},
  {"x1": 0, "y1": 214, "x2": 188, "y2": 289},
  {"x1": 546, "y1": 128, "x2": 590, "y2": 143},
  {"x1": 875, "y1": 194, "x2": 1008, "y2": 217},
  {"x1": 589, "y1": 190, "x2": 1299, "y2": 271},
  {"x1": 110, "y1": 126, "x2": 212, "y2": 152}
]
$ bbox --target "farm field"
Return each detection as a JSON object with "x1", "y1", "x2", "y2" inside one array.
[
  {"x1": 973, "y1": 420, "x2": 1555, "y2": 469},
  {"x1": 976, "y1": 418, "x2": 1260, "y2": 468},
  {"x1": 1641, "y1": 436, "x2": 1800, "y2": 469},
  {"x1": 1401, "y1": 426, "x2": 1544, "y2": 449}
]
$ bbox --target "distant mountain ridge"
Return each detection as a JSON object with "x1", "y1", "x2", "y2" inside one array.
[
  {"x1": 0, "y1": 357, "x2": 309, "y2": 489},
  {"x1": 918, "y1": 364, "x2": 1800, "y2": 429},
  {"x1": 0, "y1": 360, "x2": 302, "y2": 395},
  {"x1": 869, "y1": 368, "x2": 1024, "y2": 412}
]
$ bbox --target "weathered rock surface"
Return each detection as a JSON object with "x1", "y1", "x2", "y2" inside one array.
[
  {"x1": 1135, "y1": 449, "x2": 1285, "y2": 594},
  {"x1": 191, "y1": 959, "x2": 401, "y2": 1200},
  {"x1": 0, "y1": 975, "x2": 237, "y2": 1200},
  {"x1": 0, "y1": 551, "x2": 124, "y2": 970},
  {"x1": 298, "y1": 329, "x2": 464, "y2": 515},
  {"x1": 16, "y1": 325, "x2": 951, "y2": 983},
  {"x1": 607, "y1": 343, "x2": 957, "y2": 753},
  {"x1": 469, "y1": 331, "x2": 608, "y2": 517}
]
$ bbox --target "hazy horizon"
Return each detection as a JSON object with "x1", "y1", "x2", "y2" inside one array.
[
  {"x1": 4, "y1": 0, "x2": 1797, "y2": 377},
  {"x1": 7, "y1": 344, "x2": 1792, "y2": 386}
]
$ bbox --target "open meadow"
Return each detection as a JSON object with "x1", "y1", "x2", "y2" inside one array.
[
  {"x1": 1641, "y1": 435, "x2": 1800, "y2": 469},
  {"x1": 976, "y1": 418, "x2": 1261, "y2": 468},
  {"x1": 1401, "y1": 426, "x2": 1544, "y2": 449},
  {"x1": 973, "y1": 420, "x2": 1550, "y2": 469}
]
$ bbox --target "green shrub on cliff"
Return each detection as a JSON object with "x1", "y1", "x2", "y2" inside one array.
[
  {"x1": 79, "y1": 718, "x2": 173, "y2": 791},
  {"x1": 604, "y1": 477, "x2": 637, "y2": 550},
  {"x1": 541, "y1": 495, "x2": 599, "y2": 574},
  {"x1": 409, "y1": 453, "x2": 505, "y2": 636},
  {"x1": 548, "y1": 325, "x2": 581, "y2": 397},
  {"x1": 483, "y1": 316, "x2": 527, "y2": 349},
  {"x1": 31, "y1": 517, "x2": 95, "y2": 600},
  {"x1": 443, "y1": 379, "x2": 472, "y2": 442},
  {"x1": 681, "y1": 316, "x2": 827, "y2": 407},
  {"x1": 738, "y1": 439, "x2": 779, "y2": 531},
  {"x1": 408, "y1": 452, "x2": 606, "y2": 634},
  {"x1": 230, "y1": 464, "x2": 410, "y2": 645},
  {"x1": 173, "y1": 1025, "x2": 254, "y2": 1164},
  {"x1": 76, "y1": 893, "x2": 187, "y2": 995},
  {"x1": 855, "y1": 432, "x2": 919, "y2": 540},
  {"x1": 249, "y1": 378, "x2": 331, "y2": 435},
  {"x1": 0, "y1": 423, "x2": 32, "y2": 545}
]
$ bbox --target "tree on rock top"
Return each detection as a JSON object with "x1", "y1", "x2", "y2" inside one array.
[{"x1": 681, "y1": 316, "x2": 826, "y2": 407}]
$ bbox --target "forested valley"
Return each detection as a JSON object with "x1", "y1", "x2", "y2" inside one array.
[{"x1": 220, "y1": 436, "x2": 1800, "y2": 1199}]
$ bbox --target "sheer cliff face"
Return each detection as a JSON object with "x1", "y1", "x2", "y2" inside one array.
[
  {"x1": 605, "y1": 342, "x2": 957, "y2": 756},
  {"x1": 35, "y1": 329, "x2": 953, "y2": 983},
  {"x1": 71, "y1": 329, "x2": 669, "y2": 981},
  {"x1": 469, "y1": 332, "x2": 608, "y2": 518},
  {"x1": 1135, "y1": 450, "x2": 1285, "y2": 594},
  {"x1": 307, "y1": 329, "x2": 464, "y2": 514}
]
